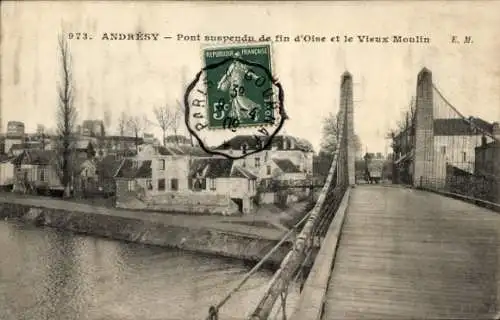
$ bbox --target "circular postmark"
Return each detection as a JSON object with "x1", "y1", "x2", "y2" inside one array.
[{"x1": 184, "y1": 44, "x2": 287, "y2": 160}]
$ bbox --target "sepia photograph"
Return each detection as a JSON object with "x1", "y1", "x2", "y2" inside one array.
[{"x1": 0, "y1": 1, "x2": 499, "y2": 319}]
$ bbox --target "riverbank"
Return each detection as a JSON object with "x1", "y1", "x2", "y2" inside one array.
[{"x1": 0, "y1": 193, "x2": 313, "y2": 268}]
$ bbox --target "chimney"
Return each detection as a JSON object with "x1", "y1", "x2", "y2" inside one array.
[{"x1": 493, "y1": 122, "x2": 500, "y2": 140}]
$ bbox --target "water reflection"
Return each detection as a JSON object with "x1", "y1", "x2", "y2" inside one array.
[{"x1": 0, "y1": 221, "x2": 298, "y2": 320}]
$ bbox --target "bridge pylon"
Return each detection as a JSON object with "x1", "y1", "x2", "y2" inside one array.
[
  {"x1": 413, "y1": 67, "x2": 435, "y2": 188},
  {"x1": 340, "y1": 71, "x2": 356, "y2": 186}
]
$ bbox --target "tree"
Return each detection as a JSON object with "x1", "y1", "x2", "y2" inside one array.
[
  {"x1": 56, "y1": 35, "x2": 78, "y2": 198},
  {"x1": 86, "y1": 141, "x2": 96, "y2": 159},
  {"x1": 153, "y1": 105, "x2": 171, "y2": 146},
  {"x1": 127, "y1": 115, "x2": 148, "y2": 152},
  {"x1": 320, "y1": 112, "x2": 361, "y2": 156},
  {"x1": 103, "y1": 107, "x2": 112, "y2": 135},
  {"x1": 117, "y1": 111, "x2": 128, "y2": 136},
  {"x1": 36, "y1": 124, "x2": 46, "y2": 150},
  {"x1": 176, "y1": 99, "x2": 193, "y2": 146},
  {"x1": 171, "y1": 100, "x2": 184, "y2": 145}
]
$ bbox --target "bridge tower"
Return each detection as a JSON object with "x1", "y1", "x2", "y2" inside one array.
[
  {"x1": 340, "y1": 71, "x2": 356, "y2": 186},
  {"x1": 413, "y1": 67, "x2": 434, "y2": 187}
]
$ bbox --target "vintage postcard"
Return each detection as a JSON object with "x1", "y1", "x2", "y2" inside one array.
[{"x1": 1, "y1": 1, "x2": 499, "y2": 320}]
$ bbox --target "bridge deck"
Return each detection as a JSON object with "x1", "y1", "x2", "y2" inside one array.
[{"x1": 323, "y1": 185, "x2": 500, "y2": 320}]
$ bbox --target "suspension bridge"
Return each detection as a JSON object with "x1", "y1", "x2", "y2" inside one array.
[{"x1": 205, "y1": 69, "x2": 500, "y2": 320}]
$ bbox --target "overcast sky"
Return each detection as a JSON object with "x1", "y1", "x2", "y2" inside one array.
[{"x1": 1, "y1": 1, "x2": 499, "y2": 154}]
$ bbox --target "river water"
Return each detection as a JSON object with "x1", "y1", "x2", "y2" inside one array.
[{"x1": 0, "y1": 221, "x2": 299, "y2": 320}]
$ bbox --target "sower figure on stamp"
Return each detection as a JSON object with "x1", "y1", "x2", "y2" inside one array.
[{"x1": 217, "y1": 52, "x2": 261, "y2": 121}]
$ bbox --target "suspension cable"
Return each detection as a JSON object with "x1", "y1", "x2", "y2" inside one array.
[
  {"x1": 204, "y1": 200, "x2": 316, "y2": 320},
  {"x1": 432, "y1": 84, "x2": 498, "y2": 141}
]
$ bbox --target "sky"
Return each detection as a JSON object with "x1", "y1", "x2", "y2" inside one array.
[{"x1": 1, "y1": 1, "x2": 499, "y2": 155}]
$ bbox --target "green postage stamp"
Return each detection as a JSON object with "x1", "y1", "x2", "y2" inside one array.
[{"x1": 202, "y1": 44, "x2": 275, "y2": 129}]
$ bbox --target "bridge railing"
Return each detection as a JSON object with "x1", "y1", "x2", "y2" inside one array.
[
  {"x1": 204, "y1": 72, "x2": 352, "y2": 320},
  {"x1": 246, "y1": 83, "x2": 350, "y2": 320},
  {"x1": 205, "y1": 144, "x2": 347, "y2": 320}
]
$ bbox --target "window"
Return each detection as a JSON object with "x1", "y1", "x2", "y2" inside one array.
[
  {"x1": 40, "y1": 169, "x2": 45, "y2": 182},
  {"x1": 171, "y1": 178, "x2": 179, "y2": 191},
  {"x1": 146, "y1": 179, "x2": 153, "y2": 190},
  {"x1": 266, "y1": 165, "x2": 271, "y2": 175},
  {"x1": 255, "y1": 157, "x2": 261, "y2": 168},
  {"x1": 440, "y1": 146, "x2": 446, "y2": 154},
  {"x1": 159, "y1": 159, "x2": 165, "y2": 170},
  {"x1": 462, "y1": 152, "x2": 467, "y2": 162},
  {"x1": 242, "y1": 160, "x2": 246, "y2": 168},
  {"x1": 264, "y1": 152, "x2": 269, "y2": 162},
  {"x1": 158, "y1": 178, "x2": 166, "y2": 191},
  {"x1": 128, "y1": 180, "x2": 134, "y2": 191},
  {"x1": 209, "y1": 179, "x2": 216, "y2": 191}
]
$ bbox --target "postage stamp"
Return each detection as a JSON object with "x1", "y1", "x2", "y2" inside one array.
[
  {"x1": 184, "y1": 42, "x2": 287, "y2": 159},
  {"x1": 203, "y1": 44, "x2": 275, "y2": 129}
]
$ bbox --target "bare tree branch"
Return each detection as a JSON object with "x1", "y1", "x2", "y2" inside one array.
[
  {"x1": 103, "y1": 106, "x2": 111, "y2": 135},
  {"x1": 117, "y1": 111, "x2": 128, "y2": 136},
  {"x1": 176, "y1": 99, "x2": 193, "y2": 146},
  {"x1": 127, "y1": 114, "x2": 148, "y2": 152},
  {"x1": 153, "y1": 105, "x2": 172, "y2": 146},
  {"x1": 56, "y1": 34, "x2": 77, "y2": 198},
  {"x1": 171, "y1": 103, "x2": 183, "y2": 144}
]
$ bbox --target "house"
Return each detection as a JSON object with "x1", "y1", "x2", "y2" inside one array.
[
  {"x1": 7, "y1": 141, "x2": 44, "y2": 157},
  {"x1": 269, "y1": 159, "x2": 307, "y2": 181},
  {"x1": 190, "y1": 158, "x2": 258, "y2": 213},
  {"x1": 5, "y1": 121, "x2": 26, "y2": 155},
  {"x1": 11, "y1": 150, "x2": 63, "y2": 194},
  {"x1": 4, "y1": 137, "x2": 24, "y2": 157},
  {"x1": 95, "y1": 155, "x2": 125, "y2": 196},
  {"x1": 391, "y1": 116, "x2": 497, "y2": 186},
  {"x1": 114, "y1": 145, "x2": 257, "y2": 215},
  {"x1": 81, "y1": 120, "x2": 105, "y2": 137},
  {"x1": 432, "y1": 117, "x2": 496, "y2": 187},
  {"x1": 72, "y1": 158, "x2": 98, "y2": 197},
  {"x1": 6, "y1": 121, "x2": 25, "y2": 138},
  {"x1": 0, "y1": 155, "x2": 15, "y2": 190},
  {"x1": 94, "y1": 135, "x2": 144, "y2": 157},
  {"x1": 215, "y1": 135, "x2": 314, "y2": 179},
  {"x1": 164, "y1": 135, "x2": 192, "y2": 146}
]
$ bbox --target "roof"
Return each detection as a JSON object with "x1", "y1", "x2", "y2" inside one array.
[
  {"x1": 97, "y1": 155, "x2": 124, "y2": 179},
  {"x1": 98, "y1": 135, "x2": 144, "y2": 143},
  {"x1": 273, "y1": 159, "x2": 301, "y2": 173},
  {"x1": 113, "y1": 149, "x2": 137, "y2": 157},
  {"x1": 12, "y1": 150, "x2": 57, "y2": 166},
  {"x1": 215, "y1": 135, "x2": 313, "y2": 152},
  {"x1": 75, "y1": 140, "x2": 94, "y2": 150},
  {"x1": 434, "y1": 117, "x2": 494, "y2": 136},
  {"x1": 0, "y1": 154, "x2": 15, "y2": 163},
  {"x1": 190, "y1": 158, "x2": 234, "y2": 178},
  {"x1": 165, "y1": 135, "x2": 191, "y2": 144},
  {"x1": 176, "y1": 145, "x2": 212, "y2": 157},
  {"x1": 232, "y1": 166, "x2": 258, "y2": 179},
  {"x1": 136, "y1": 160, "x2": 152, "y2": 178},
  {"x1": 156, "y1": 145, "x2": 211, "y2": 157},
  {"x1": 114, "y1": 159, "x2": 152, "y2": 179},
  {"x1": 157, "y1": 146, "x2": 175, "y2": 156},
  {"x1": 9, "y1": 142, "x2": 42, "y2": 151}
]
